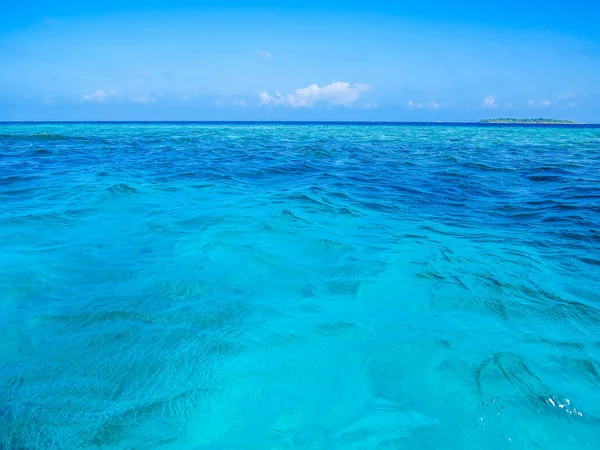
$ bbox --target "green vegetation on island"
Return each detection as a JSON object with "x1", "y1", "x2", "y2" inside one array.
[{"x1": 478, "y1": 118, "x2": 578, "y2": 124}]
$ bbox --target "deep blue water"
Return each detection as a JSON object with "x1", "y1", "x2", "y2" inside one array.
[{"x1": 1, "y1": 123, "x2": 599, "y2": 449}]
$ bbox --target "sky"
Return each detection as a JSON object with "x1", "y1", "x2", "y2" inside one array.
[{"x1": 1, "y1": 0, "x2": 600, "y2": 122}]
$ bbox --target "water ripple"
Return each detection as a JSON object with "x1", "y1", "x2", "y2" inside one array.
[{"x1": 1, "y1": 123, "x2": 599, "y2": 449}]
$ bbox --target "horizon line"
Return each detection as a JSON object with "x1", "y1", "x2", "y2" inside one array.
[{"x1": 0, "y1": 120, "x2": 594, "y2": 126}]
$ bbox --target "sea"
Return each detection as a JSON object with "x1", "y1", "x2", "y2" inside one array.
[{"x1": 1, "y1": 122, "x2": 599, "y2": 449}]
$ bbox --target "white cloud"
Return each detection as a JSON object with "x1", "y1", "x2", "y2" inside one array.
[
  {"x1": 483, "y1": 96, "x2": 498, "y2": 108},
  {"x1": 528, "y1": 99, "x2": 552, "y2": 107},
  {"x1": 260, "y1": 82, "x2": 371, "y2": 108},
  {"x1": 557, "y1": 93, "x2": 575, "y2": 100},
  {"x1": 43, "y1": 96, "x2": 54, "y2": 104},
  {"x1": 556, "y1": 93, "x2": 578, "y2": 108},
  {"x1": 131, "y1": 94, "x2": 156, "y2": 103},
  {"x1": 255, "y1": 50, "x2": 273, "y2": 59},
  {"x1": 215, "y1": 98, "x2": 249, "y2": 107},
  {"x1": 361, "y1": 102, "x2": 379, "y2": 109},
  {"x1": 83, "y1": 89, "x2": 113, "y2": 102},
  {"x1": 407, "y1": 100, "x2": 439, "y2": 110},
  {"x1": 180, "y1": 96, "x2": 191, "y2": 102},
  {"x1": 260, "y1": 91, "x2": 286, "y2": 106}
]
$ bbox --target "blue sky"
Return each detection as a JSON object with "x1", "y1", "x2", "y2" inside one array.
[{"x1": 1, "y1": 0, "x2": 599, "y2": 121}]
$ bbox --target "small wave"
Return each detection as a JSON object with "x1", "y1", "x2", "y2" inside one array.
[
  {"x1": 0, "y1": 133, "x2": 69, "y2": 142},
  {"x1": 476, "y1": 352, "x2": 550, "y2": 411},
  {"x1": 285, "y1": 192, "x2": 328, "y2": 207},
  {"x1": 0, "y1": 175, "x2": 38, "y2": 186},
  {"x1": 106, "y1": 183, "x2": 139, "y2": 195},
  {"x1": 281, "y1": 208, "x2": 311, "y2": 223},
  {"x1": 579, "y1": 256, "x2": 600, "y2": 266},
  {"x1": 463, "y1": 162, "x2": 515, "y2": 173},
  {"x1": 528, "y1": 175, "x2": 563, "y2": 182},
  {"x1": 0, "y1": 133, "x2": 99, "y2": 143}
]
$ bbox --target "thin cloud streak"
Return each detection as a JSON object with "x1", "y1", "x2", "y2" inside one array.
[
  {"x1": 255, "y1": 50, "x2": 273, "y2": 59},
  {"x1": 82, "y1": 89, "x2": 115, "y2": 102}
]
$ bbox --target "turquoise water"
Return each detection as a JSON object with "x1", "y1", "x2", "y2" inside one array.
[{"x1": 1, "y1": 123, "x2": 600, "y2": 449}]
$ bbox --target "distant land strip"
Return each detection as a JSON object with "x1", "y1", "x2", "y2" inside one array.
[{"x1": 478, "y1": 118, "x2": 579, "y2": 124}]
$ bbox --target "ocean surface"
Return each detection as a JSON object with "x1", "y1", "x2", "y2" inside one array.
[{"x1": 1, "y1": 122, "x2": 599, "y2": 449}]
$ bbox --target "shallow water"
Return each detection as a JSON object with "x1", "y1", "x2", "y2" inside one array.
[{"x1": 1, "y1": 123, "x2": 600, "y2": 449}]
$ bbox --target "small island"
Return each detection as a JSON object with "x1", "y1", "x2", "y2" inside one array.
[{"x1": 478, "y1": 118, "x2": 579, "y2": 124}]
